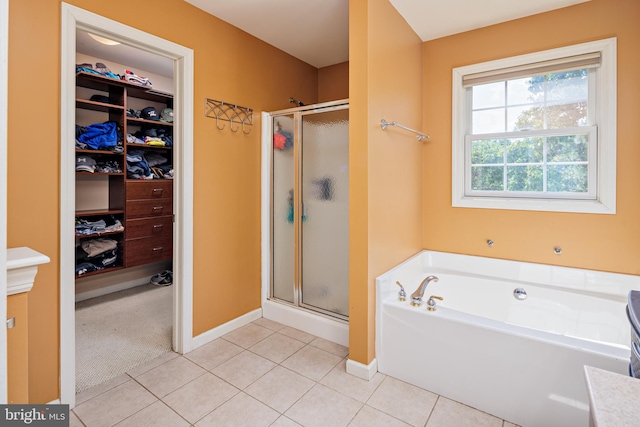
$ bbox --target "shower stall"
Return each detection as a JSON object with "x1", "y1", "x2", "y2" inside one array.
[{"x1": 262, "y1": 99, "x2": 349, "y2": 323}]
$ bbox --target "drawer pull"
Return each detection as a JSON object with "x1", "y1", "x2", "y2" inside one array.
[
  {"x1": 152, "y1": 188, "x2": 164, "y2": 194},
  {"x1": 152, "y1": 247, "x2": 164, "y2": 252},
  {"x1": 152, "y1": 206, "x2": 164, "y2": 211},
  {"x1": 153, "y1": 224, "x2": 164, "y2": 229}
]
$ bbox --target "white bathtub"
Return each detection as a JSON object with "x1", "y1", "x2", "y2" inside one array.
[{"x1": 375, "y1": 251, "x2": 638, "y2": 427}]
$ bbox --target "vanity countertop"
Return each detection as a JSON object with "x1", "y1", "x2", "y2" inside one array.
[{"x1": 584, "y1": 365, "x2": 640, "y2": 427}]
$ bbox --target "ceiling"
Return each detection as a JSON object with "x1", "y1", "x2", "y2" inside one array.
[
  {"x1": 185, "y1": 0, "x2": 589, "y2": 68},
  {"x1": 77, "y1": 0, "x2": 590, "y2": 74},
  {"x1": 76, "y1": 30, "x2": 174, "y2": 77}
]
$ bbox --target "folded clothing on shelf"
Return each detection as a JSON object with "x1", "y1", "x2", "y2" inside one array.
[
  {"x1": 76, "y1": 121, "x2": 121, "y2": 150},
  {"x1": 75, "y1": 237, "x2": 119, "y2": 275},
  {"x1": 124, "y1": 69, "x2": 152, "y2": 87}
]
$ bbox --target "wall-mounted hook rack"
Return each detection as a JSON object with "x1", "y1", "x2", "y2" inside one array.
[
  {"x1": 205, "y1": 98, "x2": 254, "y2": 134},
  {"x1": 381, "y1": 119, "x2": 429, "y2": 141}
]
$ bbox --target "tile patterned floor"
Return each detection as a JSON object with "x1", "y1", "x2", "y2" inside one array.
[{"x1": 71, "y1": 318, "x2": 520, "y2": 427}]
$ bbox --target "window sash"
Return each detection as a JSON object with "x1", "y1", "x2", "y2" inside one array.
[
  {"x1": 464, "y1": 126, "x2": 598, "y2": 200},
  {"x1": 469, "y1": 69, "x2": 594, "y2": 134}
]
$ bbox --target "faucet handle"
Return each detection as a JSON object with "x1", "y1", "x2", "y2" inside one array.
[
  {"x1": 395, "y1": 281, "x2": 407, "y2": 301},
  {"x1": 426, "y1": 295, "x2": 443, "y2": 311}
]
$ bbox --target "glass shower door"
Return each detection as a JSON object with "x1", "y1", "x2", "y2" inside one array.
[
  {"x1": 300, "y1": 108, "x2": 349, "y2": 318},
  {"x1": 270, "y1": 102, "x2": 349, "y2": 320}
]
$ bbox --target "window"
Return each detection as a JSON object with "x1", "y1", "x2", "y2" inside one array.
[{"x1": 452, "y1": 38, "x2": 616, "y2": 214}]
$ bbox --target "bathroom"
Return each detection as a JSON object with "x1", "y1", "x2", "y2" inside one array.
[{"x1": 3, "y1": 0, "x2": 640, "y2": 425}]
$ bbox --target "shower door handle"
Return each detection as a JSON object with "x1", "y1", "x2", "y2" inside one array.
[{"x1": 301, "y1": 202, "x2": 307, "y2": 221}]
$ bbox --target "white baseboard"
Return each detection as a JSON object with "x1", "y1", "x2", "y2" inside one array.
[
  {"x1": 346, "y1": 357, "x2": 378, "y2": 381},
  {"x1": 47, "y1": 399, "x2": 61, "y2": 405},
  {"x1": 191, "y1": 308, "x2": 262, "y2": 350},
  {"x1": 262, "y1": 300, "x2": 349, "y2": 347}
]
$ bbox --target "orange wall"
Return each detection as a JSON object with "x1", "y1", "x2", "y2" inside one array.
[
  {"x1": 349, "y1": 0, "x2": 423, "y2": 364},
  {"x1": 318, "y1": 62, "x2": 349, "y2": 103},
  {"x1": 8, "y1": 0, "x2": 318, "y2": 403},
  {"x1": 423, "y1": 0, "x2": 640, "y2": 275}
]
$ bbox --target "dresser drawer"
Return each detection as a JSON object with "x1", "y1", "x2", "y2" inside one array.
[
  {"x1": 126, "y1": 216, "x2": 173, "y2": 239},
  {"x1": 125, "y1": 235, "x2": 173, "y2": 268},
  {"x1": 126, "y1": 199, "x2": 173, "y2": 219},
  {"x1": 126, "y1": 180, "x2": 173, "y2": 200}
]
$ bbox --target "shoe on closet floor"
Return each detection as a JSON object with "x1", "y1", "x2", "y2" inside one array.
[{"x1": 150, "y1": 270, "x2": 172, "y2": 286}]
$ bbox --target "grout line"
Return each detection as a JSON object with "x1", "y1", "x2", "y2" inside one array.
[{"x1": 424, "y1": 395, "x2": 440, "y2": 427}]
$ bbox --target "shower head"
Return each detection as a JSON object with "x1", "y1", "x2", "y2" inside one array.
[{"x1": 289, "y1": 97, "x2": 305, "y2": 107}]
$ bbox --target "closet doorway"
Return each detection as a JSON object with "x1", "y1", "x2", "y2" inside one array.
[
  {"x1": 60, "y1": 3, "x2": 194, "y2": 407},
  {"x1": 74, "y1": 28, "x2": 175, "y2": 394}
]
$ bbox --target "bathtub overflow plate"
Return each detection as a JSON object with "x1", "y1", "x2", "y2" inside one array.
[{"x1": 513, "y1": 288, "x2": 527, "y2": 300}]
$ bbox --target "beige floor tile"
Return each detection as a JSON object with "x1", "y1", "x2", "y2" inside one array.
[
  {"x1": 184, "y1": 338, "x2": 243, "y2": 371},
  {"x1": 285, "y1": 384, "x2": 363, "y2": 427},
  {"x1": 278, "y1": 326, "x2": 316, "y2": 343},
  {"x1": 252, "y1": 317, "x2": 286, "y2": 331},
  {"x1": 270, "y1": 415, "x2": 302, "y2": 427},
  {"x1": 114, "y1": 401, "x2": 189, "y2": 427},
  {"x1": 163, "y1": 372, "x2": 239, "y2": 424},
  {"x1": 249, "y1": 332, "x2": 306, "y2": 364},
  {"x1": 348, "y1": 405, "x2": 412, "y2": 427},
  {"x1": 221, "y1": 323, "x2": 274, "y2": 348},
  {"x1": 320, "y1": 359, "x2": 385, "y2": 402},
  {"x1": 367, "y1": 376, "x2": 438, "y2": 427},
  {"x1": 245, "y1": 366, "x2": 315, "y2": 413},
  {"x1": 426, "y1": 397, "x2": 503, "y2": 427},
  {"x1": 503, "y1": 423, "x2": 519, "y2": 427},
  {"x1": 74, "y1": 380, "x2": 157, "y2": 427},
  {"x1": 69, "y1": 410, "x2": 84, "y2": 427},
  {"x1": 211, "y1": 350, "x2": 276, "y2": 389},
  {"x1": 309, "y1": 337, "x2": 349, "y2": 357},
  {"x1": 195, "y1": 392, "x2": 279, "y2": 427},
  {"x1": 135, "y1": 356, "x2": 206, "y2": 398},
  {"x1": 281, "y1": 345, "x2": 342, "y2": 381},
  {"x1": 75, "y1": 373, "x2": 130, "y2": 405},
  {"x1": 126, "y1": 351, "x2": 179, "y2": 378}
]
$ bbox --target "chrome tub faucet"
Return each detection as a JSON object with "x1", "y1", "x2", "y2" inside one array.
[{"x1": 410, "y1": 275, "x2": 439, "y2": 306}]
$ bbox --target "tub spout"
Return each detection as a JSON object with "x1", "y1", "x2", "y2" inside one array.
[{"x1": 410, "y1": 275, "x2": 439, "y2": 306}]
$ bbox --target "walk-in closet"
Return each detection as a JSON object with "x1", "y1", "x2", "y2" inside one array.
[{"x1": 74, "y1": 29, "x2": 175, "y2": 393}]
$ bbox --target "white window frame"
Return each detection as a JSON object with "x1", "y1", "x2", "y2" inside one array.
[{"x1": 452, "y1": 38, "x2": 616, "y2": 214}]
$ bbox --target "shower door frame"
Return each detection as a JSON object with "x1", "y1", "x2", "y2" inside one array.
[{"x1": 264, "y1": 99, "x2": 349, "y2": 322}]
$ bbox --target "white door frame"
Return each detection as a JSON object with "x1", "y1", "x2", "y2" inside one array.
[
  {"x1": 60, "y1": 3, "x2": 194, "y2": 407},
  {"x1": 0, "y1": 0, "x2": 9, "y2": 404}
]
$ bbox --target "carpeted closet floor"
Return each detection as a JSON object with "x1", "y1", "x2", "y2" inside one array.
[{"x1": 75, "y1": 283, "x2": 173, "y2": 393}]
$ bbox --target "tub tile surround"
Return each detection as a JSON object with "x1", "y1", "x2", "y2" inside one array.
[{"x1": 72, "y1": 318, "x2": 520, "y2": 426}]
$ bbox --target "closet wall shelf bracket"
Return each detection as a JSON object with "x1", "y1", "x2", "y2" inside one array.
[
  {"x1": 205, "y1": 98, "x2": 254, "y2": 134},
  {"x1": 381, "y1": 119, "x2": 430, "y2": 141}
]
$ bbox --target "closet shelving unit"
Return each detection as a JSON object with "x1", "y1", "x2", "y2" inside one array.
[{"x1": 75, "y1": 71, "x2": 174, "y2": 279}]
